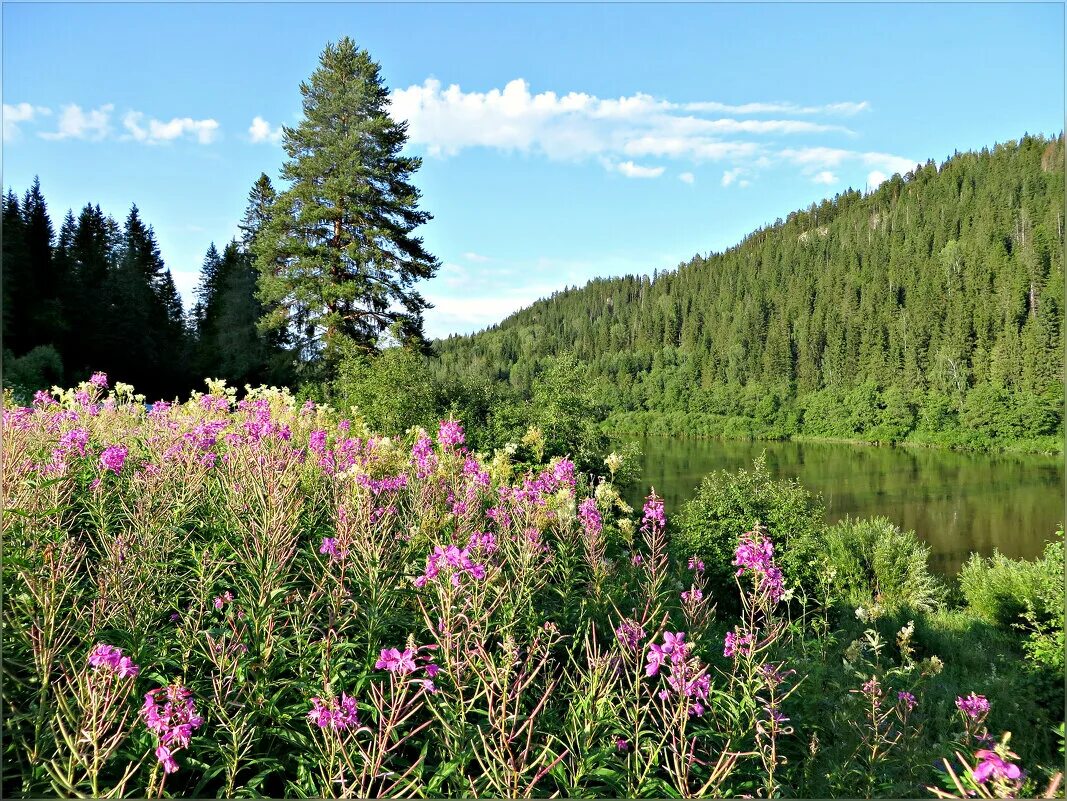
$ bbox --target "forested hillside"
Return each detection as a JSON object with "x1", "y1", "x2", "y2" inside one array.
[{"x1": 433, "y1": 134, "x2": 1065, "y2": 451}]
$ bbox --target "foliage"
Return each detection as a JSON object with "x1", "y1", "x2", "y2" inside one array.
[
  {"x1": 434, "y1": 134, "x2": 1065, "y2": 454},
  {"x1": 253, "y1": 37, "x2": 439, "y2": 373},
  {"x1": 331, "y1": 347, "x2": 437, "y2": 436},
  {"x1": 2, "y1": 345, "x2": 64, "y2": 403},
  {"x1": 672, "y1": 455, "x2": 826, "y2": 598},
  {"x1": 958, "y1": 542, "x2": 1062, "y2": 629},
  {"x1": 1, "y1": 375, "x2": 1062, "y2": 799},
  {"x1": 821, "y1": 516, "x2": 947, "y2": 613}
]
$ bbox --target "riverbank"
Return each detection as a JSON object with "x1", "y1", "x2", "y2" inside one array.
[{"x1": 603, "y1": 410, "x2": 1063, "y2": 456}]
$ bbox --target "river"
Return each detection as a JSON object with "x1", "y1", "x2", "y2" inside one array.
[{"x1": 623, "y1": 436, "x2": 1064, "y2": 574}]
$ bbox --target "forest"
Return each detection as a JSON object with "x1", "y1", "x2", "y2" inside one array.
[{"x1": 434, "y1": 134, "x2": 1065, "y2": 453}]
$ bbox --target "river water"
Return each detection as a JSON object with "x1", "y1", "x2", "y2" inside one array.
[{"x1": 623, "y1": 436, "x2": 1064, "y2": 574}]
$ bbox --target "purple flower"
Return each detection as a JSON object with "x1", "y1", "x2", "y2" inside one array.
[
  {"x1": 687, "y1": 556, "x2": 705, "y2": 573},
  {"x1": 615, "y1": 737, "x2": 630, "y2": 752},
  {"x1": 308, "y1": 692, "x2": 360, "y2": 731},
  {"x1": 681, "y1": 587, "x2": 703, "y2": 604},
  {"x1": 319, "y1": 537, "x2": 344, "y2": 561},
  {"x1": 723, "y1": 629, "x2": 753, "y2": 659},
  {"x1": 972, "y1": 750, "x2": 1021, "y2": 784},
  {"x1": 141, "y1": 684, "x2": 202, "y2": 773},
  {"x1": 88, "y1": 643, "x2": 140, "y2": 679},
  {"x1": 615, "y1": 618, "x2": 646, "y2": 651},
  {"x1": 641, "y1": 492, "x2": 665, "y2": 530},
  {"x1": 375, "y1": 647, "x2": 418, "y2": 675},
  {"x1": 155, "y1": 745, "x2": 179, "y2": 774},
  {"x1": 578, "y1": 497, "x2": 603, "y2": 539},
  {"x1": 99, "y1": 444, "x2": 128, "y2": 474},
  {"x1": 213, "y1": 591, "x2": 234, "y2": 611},
  {"x1": 437, "y1": 420, "x2": 465, "y2": 448},
  {"x1": 898, "y1": 691, "x2": 917, "y2": 711},
  {"x1": 89, "y1": 371, "x2": 109, "y2": 389},
  {"x1": 733, "y1": 528, "x2": 785, "y2": 604},
  {"x1": 956, "y1": 693, "x2": 990, "y2": 719}
]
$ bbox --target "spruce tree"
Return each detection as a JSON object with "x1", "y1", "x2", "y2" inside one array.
[{"x1": 253, "y1": 37, "x2": 440, "y2": 374}]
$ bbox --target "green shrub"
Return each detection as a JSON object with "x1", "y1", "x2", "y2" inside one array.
[
  {"x1": 331, "y1": 347, "x2": 437, "y2": 435},
  {"x1": 958, "y1": 540, "x2": 1063, "y2": 630},
  {"x1": 821, "y1": 516, "x2": 946, "y2": 613},
  {"x1": 1, "y1": 345, "x2": 64, "y2": 402},
  {"x1": 673, "y1": 454, "x2": 826, "y2": 596},
  {"x1": 1020, "y1": 535, "x2": 1065, "y2": 672}
]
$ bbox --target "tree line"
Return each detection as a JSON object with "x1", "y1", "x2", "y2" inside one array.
[
  {"x1": 2, "y1": 176, "x2": 294, "y2": 401},
  {"x1": 434, "y1": 134, "x2": 1065, "y2": 451}
]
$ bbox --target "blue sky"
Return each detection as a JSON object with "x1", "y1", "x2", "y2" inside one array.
[{"x1": 3, "y1": 2, "x2": 1063, "y2": 338}]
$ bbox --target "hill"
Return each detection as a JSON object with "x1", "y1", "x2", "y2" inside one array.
[{"x1": 432, "y1": 134, "x2": 1065, "y2": 452}]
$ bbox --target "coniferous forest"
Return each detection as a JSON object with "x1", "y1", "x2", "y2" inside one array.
[{"x1": 435, "y1": 135, "x2": 1065, "y2": 453}]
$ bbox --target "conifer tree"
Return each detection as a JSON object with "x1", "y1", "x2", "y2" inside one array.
[{"x1": 253, "y1": 37, "x2": 440, "y2": 374}]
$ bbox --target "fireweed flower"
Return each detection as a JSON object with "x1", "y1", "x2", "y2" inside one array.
[
  {"x1": 897, "y1": 691, "x2": 917, "y2": 711},
  {"x1": 99, "y1": 444, "x2": 128, "y2": 474},
  {"x1": 615, "y1": 738, "x2": 630, "y2": 752},
  {"x1": 437, "y1": 420, "x2": 465, "y2": 448},
  {"x1": 213, "y1": 591, "x2": 234, "y2": 611},
  {"x1": 412, "y1": 435, "x2": 437, "y2": 479},
  {"x1": 88, "y1": 643, "x2": 140, "y2": 679},
  {"x1": 972, "y1": 749, "x2": 1022, "y2": 784},
  {"x1": 733, "y1": 528, "x2": 785, "y2": 604},
  {"x1": 89, "y1": 371, "x2": 109, "y2": 389},
  {"x1": 646, "y1": 631, "x2": 689, "y2": 677},
  {"x1": 688, "y1": 557, "x2": 705, "y2": 573},
  {"x1": 376, "y1": 647, "x2": 418, "y2": 675},
  {"x1": 308, "y1": 693, "x2": 360, "y2": 731},
  {"x1": 413, "y1": 544, "x2": 486, "y2": 588},
  {"x1": 956, "y1": 693, "x2": 991, "y2": 719},
  {"x1": 723, "y1": 629, "x2": 754, "y2": 659},
  {"x1": 641, "y1": 494, "x2": 666, "y2": 530},
  {"x1": 615, "y1": 619, "x2": 646, "y2": 652},
  {"x1": 319, "y1": 537, "x2": 344, "y2": 561},
  {"x1": 141, "y1": 684, "x2": 203, "y2": 773},
  {"x1": 578, "y1": 497, "x2": 603, "y2": 538},
  {"x1": 681, "y1": 587, "x2": 703, "y2": 604}
]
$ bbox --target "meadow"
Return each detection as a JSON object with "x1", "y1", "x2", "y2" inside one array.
[{"x1": 2, "y1": 373, "x2": 1063, "y2": 798}]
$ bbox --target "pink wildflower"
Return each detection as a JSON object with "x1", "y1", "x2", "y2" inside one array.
[{"x1": 99, "y1": 444, "x2": 128, "y2": 474}]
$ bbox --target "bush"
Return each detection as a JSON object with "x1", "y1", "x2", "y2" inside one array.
[
  {"x1": 2, "y1": 345, "x2": 64, "y2": 402},
  {"x1": 1020, "y1": 535, "x2": 1065, "y2": 672},
  {"x1": 673, "y1": 455, "x2": 826, "y2": 596},
  {"x1": 331, "y1": 347, "x2": 437, "y2": 435},
  {"x1": 821, "y1": 516, "x2": 946, "y2": 613},
  {"x1": 958, "y1": 543, "x2": 1062, "y2": 629}
]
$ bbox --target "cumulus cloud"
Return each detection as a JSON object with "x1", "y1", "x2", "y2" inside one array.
[
  {"x1": 249, "y1": 115, "x2": 283, "y2": 144},
  {"x1": 388, "y1": 78, "x2": 862, "y2": 165},
  {"x1": 683, "y1": 100, "x2": 870, "y2": 116},
  {"x1": 866, "y1": 170, "x2": 888, "y2": 192},
  {"x1": 679, "y1": 172, "x2": 695, "y2": 184},
  {"x1": 39, "y1": 103, "x2": 113, "y2": 141},
  {"x1": 721, "y1": 167, "x2": 745, "y2": 187},
  {"x1": 812, "y1": 170, "x2": 838, "y2": 185},
  {"x1": 780, "y1": 147, "x2": 917, "y2": 183},
  {"x1": 123, "y1": 111, "x2": 219, "y2": 144},
  {"x1": 613, "y1": 160, "x2": 665, "y2": 179},
  {"x1": 3, "y1": 103, "x2": 51, "y2": 140}
]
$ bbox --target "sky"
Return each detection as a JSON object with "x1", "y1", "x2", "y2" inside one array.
[{"x1": 3, "y1": 2, "x2": 1064, "y2": 339}]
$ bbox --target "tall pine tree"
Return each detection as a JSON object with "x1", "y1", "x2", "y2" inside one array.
[{"x1": 253, "y1": 37, "x2": 440, "y2": 375}]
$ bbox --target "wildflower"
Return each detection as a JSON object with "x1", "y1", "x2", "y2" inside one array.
[
  {"x1": 733, "y1": 527, "x2": 785, "y2": 604},
  {"x1": 681, "y1": 587, "x2": 703, "y2": 604},
  {"x1": 956, "y1": 693, "x2": 990, "y2": 719},
  {"x1": 213, "y1": 591, "x2": 234, "y2": 611},
  {"x1": 688, "y1": 556, "x2": 705, "y2": 573},
  {"x1": 437, "y1": 420, "x2": 465, "y2": 448},
  {"x1": 723, "y1": 629, "x2": 754, "y2": 659},
  {"x1": 169, "y1": 613, "x2": 180, "y2": 623},
  {"x1": 89, "y1": 371, "x2": 109, "y2": 389},
  {"x1": 972, "y1": 750, "x2": 1021, "y2": 784},
  {"x1": 87, "y1": 643, "x2": 140, "y2": 679},
  {"x1": 376, "y1": 647, "x2": 418, "y2": 675},
  {"x1": 141, "y1": 684, "x2": 203, "y2": 773},
  {"x1": 615, "y1": 618, "x2": 646, "y2": 651},
  {"x1": 99, "y1": 444, "x2": 128, "y2": 474},
  {"x1": 861, "y1": 676, "x2": 882, "y2": 700},
  {"x1": 578, "y1": 497, "x2": 603, "y2": 538},
  {"x1": 319, "y1": 537, "x2": 343, "y2": 561},
  {"x1": 630, "y1": 553, "x2": 644, "y2": 566},
  {"x1": 308, "y1": 692, "x2": 360, "y2": 731},
  {"x1": 897, "y1": 691, "x2": 917, "y2": 711},
  {"x1": 641, "y1": 493, "x2": 665, "y2": 530},
  {"x1": 615, "y1": 737, "x2": 630, "y2": 752}
]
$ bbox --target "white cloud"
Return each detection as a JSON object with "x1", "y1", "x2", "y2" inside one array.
[
  {"x1": 39, "y1": 103, "x2": 112, "y2": 141},
  {"x1": 722, "y1": 167, "x2": 745, "y2": 187},
  {"x1": 679, "y1": 172, "x2": 695, "y2": 184},
  {"x1": 780, "y1": 147, "x2": 917, "y2": 182},
  {"x1": 812, "y1": 171, "x2": 838, "y2": 185},
  {"x1": 463, "y1": 251, "x2": 491, "y2": 263},
  {"x1": 683, "y1": 100, "x2": 870, "y2": 116},
  {"x1": 3, "y1": 103, "x2": 51, "y2": 140},
  {"x1": 388, "y1": 78, "x2": 861, "y2": 167},
  {"x1": 249, "y1": 115, "x2": 283, "y2": 144},
  {"x1": 866, "y1": 170, "x2": 888, "y2": 191},
  {"x1": 613, "y1": 160, "x2": 665, "y2": 179},
  {"x1": 123, "y1": 111, "x2": 219, "y2": 144}
]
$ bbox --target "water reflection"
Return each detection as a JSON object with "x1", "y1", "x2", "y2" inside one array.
[{"x1": 624, "y1": 437, "x2": 1065, "y2": 575}]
